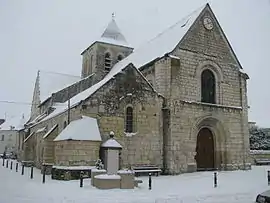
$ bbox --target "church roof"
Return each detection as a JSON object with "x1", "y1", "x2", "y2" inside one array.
[
  {"x1": 99, "y1": 16, "x2": 128, "y2": 43},
  {"x1": 31, "y1": 3, "x2": 231, "y2": 125},
  {"x1": 29, "y1": 4, "x2": 207, "y2": 125},
  {"x1": 53, "y1": 116, "x2": 102, "y2": 141},
  {"x1": 37, "y1": 70, "x2": 81, "y2": 104},
  {"x1": 81, "y1": 15, "x2": 132, "y2": 55},
  {"x1": 109, "y1": 4, "x2": 205, "y2": 74}
]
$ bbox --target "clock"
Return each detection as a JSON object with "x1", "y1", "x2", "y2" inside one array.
[{"x1": 203, "y1": 17, "x2": 213, "y2": 30}]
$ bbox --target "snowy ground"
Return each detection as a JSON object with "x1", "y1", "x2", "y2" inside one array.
[{"x1": 0, "y1": 161, "x2": 269, "y2": 203}]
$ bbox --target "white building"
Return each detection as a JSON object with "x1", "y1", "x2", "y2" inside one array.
[{"x1": 0, "y1": 115, "x2": 26, "y2": 154}]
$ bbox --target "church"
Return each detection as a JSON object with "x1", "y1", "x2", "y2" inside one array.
[{"x1": 20, "y1": 3, "x2": 251, "y2": 174}]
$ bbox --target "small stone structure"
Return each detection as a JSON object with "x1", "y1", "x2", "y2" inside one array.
[
  {"x1": 91, "y1": 131, "x2": 142, "y2": 189},
  {"x1": 95, "y1": 174, "x2": 121, "y2": 189},
  {"x1": 117, "y1": 170, "x2": 136, "y2": 189},
  {"x1": 91, "y1": 168, "x2": 107, "y2": 186},
  {"x1": 101, "y1": 131, "x2": 122, "y2": 174}
]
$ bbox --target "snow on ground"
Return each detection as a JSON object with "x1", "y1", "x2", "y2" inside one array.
[{"x1": 0, "y1": 162, "x2": 269, "y2": 203}]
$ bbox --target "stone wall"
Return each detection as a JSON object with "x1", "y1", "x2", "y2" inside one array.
[
  {"x1": 81, "y1": 96, "x2": 163, "y2": 168},
  {"x1": 21, "y1": 106, "x2": 82, "y2": 166},
  {"x1": 52, "y1": 74, "x2": 94, "y2": 103},
  {"x1": 23, "y1": 132, "x2": 36, "y2": 161},
  {"x1": 80, "y1": 65, "x2": 163, "y2": 168},
  {"x1": 54, "y1": 140, "x2": 100, "y2": 166},
  {"x1": 93, "y1": 42, "x2": 133, "y2": 83},
  {"x1": 140, "y1": 5, "x2": 250, "y2": 174},
  {"x1": 34, "y1": 130, "x2": 46, "y2": 169},
  {"x1": 43, "y1": 126, "x2": 59, "y2": 165}
]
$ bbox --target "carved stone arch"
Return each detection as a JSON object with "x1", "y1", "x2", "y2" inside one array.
[
  {"x1": 190, "y1": 115, "x2": 230, "y2": 170},
  {"x1": 195, "y1": 60, "x2": 224, "y2": 104}
]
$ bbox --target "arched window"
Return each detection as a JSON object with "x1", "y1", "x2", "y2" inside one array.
[
  {"x1": 104, "y1": 52, "x2": 111, "y2": 71},
  {"x1": 63, "y1": 121, "x2": 67, "y2": 129},
  {"x1": 117, "y1": 55, "x2": 123, "y2": 62},
  {"x1": 201, "y1": 69, "x2": 216, "y2": 104},
  {"x1": 125, "y1": 107, "x2": 133, "y2": 133}
]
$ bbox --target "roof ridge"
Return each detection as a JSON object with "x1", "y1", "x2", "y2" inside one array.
[{"x1": 136, "y1": 3, "x2": 207, "y2": 49}]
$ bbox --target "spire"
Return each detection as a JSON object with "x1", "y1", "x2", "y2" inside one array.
[{"x1": 100, "y1": 14, "x2": 127, "y2": 43}]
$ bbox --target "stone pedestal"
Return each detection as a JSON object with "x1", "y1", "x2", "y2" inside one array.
[
  {"x1": 91, "y1": 169, "x2": 107, "y2": 186},
  {"x1": 94, "y1": 174, "x2": 121, "y2": 189},
  {"x1": 118, "y1": 170, "x2": 135, "y2": 189}
]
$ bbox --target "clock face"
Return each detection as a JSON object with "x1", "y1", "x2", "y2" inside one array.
[{"x1": 203, "y1": 17, "x2": 213, "y2": 30}]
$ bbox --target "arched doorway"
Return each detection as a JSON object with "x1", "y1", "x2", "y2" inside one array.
[{"x1": 195, "y1": 127, "x2": 215, "y2": 171}]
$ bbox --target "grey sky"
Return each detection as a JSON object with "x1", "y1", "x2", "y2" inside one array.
[{"x1": 0, "y1": 0, "x2": 269, "y2": 127}]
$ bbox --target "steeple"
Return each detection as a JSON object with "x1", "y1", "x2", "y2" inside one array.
[
  {"x1": 80, "y1": 13, "x2": 134, "y2": 80},
  {"x1": 99, "y1": 13, "x2": 129, "y2": 46}
]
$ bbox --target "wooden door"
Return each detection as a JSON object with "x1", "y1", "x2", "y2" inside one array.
[{"x1": 195, "y1": 128, "x2": 215, "y2": 171}]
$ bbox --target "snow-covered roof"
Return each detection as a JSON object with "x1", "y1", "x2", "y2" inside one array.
[
  {"x1": 29, "y1": 4, "x2": 207, "y2": 126},
  {"x1": 107, "y1": 5, "x2": 204, "y2": 75},
  {"x1": 43, "y1": 124, "x2": 58, "y2": 139},
  {"x1": 0, "y1": 115, "x2": 27, "y2": 131},
  {"x1": 101, "y1": 138, "x2": 122, "y2": 149},
  {"x1": 53, "y1": 116, "x2": 102, "y2": 141},
  {"x1": 23, "y1": 132, "x2": 34, "y2": 143},
  {"x1": 81, "y1": 17, "x2": 132, "y2": 55},
  {"x1": 38, "y1": 70, "x2": 81, "y2": 103}
]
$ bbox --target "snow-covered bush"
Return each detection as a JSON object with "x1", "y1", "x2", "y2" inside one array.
[{"x1": 249, "y1": 126, "x2": 270, "y2": 150}]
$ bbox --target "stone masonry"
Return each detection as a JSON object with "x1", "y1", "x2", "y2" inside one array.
[{"x1": 22, "y1": 4, "x2": 250, "y2": 175}]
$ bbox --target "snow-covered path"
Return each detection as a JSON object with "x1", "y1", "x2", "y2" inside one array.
[{"x1": 0, "y1": 161, "x2": 269, "y2": 203}]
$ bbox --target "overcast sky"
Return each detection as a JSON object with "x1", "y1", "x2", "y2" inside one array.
[{"x1": 0, "y1": 0, "x2": 269, "y2": 127}]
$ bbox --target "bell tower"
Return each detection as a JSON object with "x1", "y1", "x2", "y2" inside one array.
[{"x1": 81, "y1": 14, "x2": 133, "y2": 83}]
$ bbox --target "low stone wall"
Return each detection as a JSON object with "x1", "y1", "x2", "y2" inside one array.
[
  {"x1": 250, "y1": 150, "x2": 270, "y2": 165},
  {"x1": 54, "y1": 140, "x2": 100, "y2": 166}
]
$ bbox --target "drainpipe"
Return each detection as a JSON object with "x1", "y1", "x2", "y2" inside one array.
[{"x1": 158, "y1": 94, "x2": 169, "y2": 175}]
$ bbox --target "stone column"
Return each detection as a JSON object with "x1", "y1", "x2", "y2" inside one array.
[{"x1": 101, "y1": 131, "x2": 122, "y2": 175}]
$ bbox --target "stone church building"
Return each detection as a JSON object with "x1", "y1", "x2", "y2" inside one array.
[{"x1": 20, "y1": 3, "x2": 251, "y2": 174}]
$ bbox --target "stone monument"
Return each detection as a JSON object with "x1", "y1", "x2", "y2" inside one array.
[{"x1": 91, "y1": 131, "x2": 142, "y2": 189}]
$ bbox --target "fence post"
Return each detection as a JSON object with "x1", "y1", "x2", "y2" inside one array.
[
  {"x1": 6, "y1": 159, "x2": 8, "y2": 168},
  {"x1": 149, "y1": 173, "x2": 152, "y2": 190},
  {"x1": 30, "y1": 166, "x2": 33, "y2": 179},
  {"x1": 42, "y1": 164, "x2": 46, "y2": 184},
  {"x1": 2, "y1": 158, "x2": 4, "y2": 166},
  {"x1": 214, "y1": 172, "x2": 217, "y2": 188},
  {"x1": 21, "y1": 165, "x2": 24, "y2": 175},
  {"x1": 10, "y1": 161, "x2": 13, "y2": 170},
  {"x1": 80, "y1": 171, "x2": 84, "y2": 188},
  {"x1": 16, "y1": 162, "x2": 18, "y2": 172}
]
